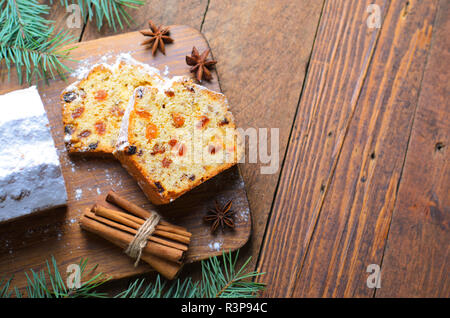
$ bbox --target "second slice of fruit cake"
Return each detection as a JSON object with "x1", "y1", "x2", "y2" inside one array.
[
  {"x1": 61, "y1": 55, "x2": 162, "y2": 155},
  {"x1": 114, "y1": 77, "x2": 243, "y2": 205}
]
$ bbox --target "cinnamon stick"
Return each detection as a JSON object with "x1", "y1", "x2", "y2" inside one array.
[
  {"x1": 80, "y1": 212, "x2": 184, "y2": 264},
  {"x1": 80, "y1": 212, "x2": 182, "y2": 280},
  {"x1": 85, "y1": 211, "x2": 188, "y2": 251},
  {"x1": 108, "y1": 208, "x2": 192, "y2": 239},
  {"x1": 106, "y1": 191, "x2": 152, "y2": 219},
  {"x1": 81, "y1": 191, "x2": 193, "y2": 280},
  {"x1": 92, "y1": 205, "x2": 191, "y2": 245},
  {"x1": 105, "y1": 191, "x2": 189, "y2": 234}
]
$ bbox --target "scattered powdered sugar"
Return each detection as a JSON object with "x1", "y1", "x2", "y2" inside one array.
[
  {"x1": 208, "y1": 238, "x2": 224, "y2": 252},
  {"x1": 74, "y1": 188, "x2": 83, "y2": 200},
  {"x1": 163, "y1": 65, "x2": 170, "y2": 76}
]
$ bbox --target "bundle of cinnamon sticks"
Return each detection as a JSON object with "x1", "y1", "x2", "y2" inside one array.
[{"x1": 80, "y1": 191, "x2": 191, "y2": 280}]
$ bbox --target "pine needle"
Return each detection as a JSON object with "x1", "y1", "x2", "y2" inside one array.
[
  {"x1": 0, "y1": 250, "x2": 265, "y2": 298},
  {"x1": 59, "y1": 0, "x2": 144, "y2": 31},
  {"x1": 117, "y1": 250, "x2": 266, "y2": 298},
  {"x1": 0, "y1": 0, "x2": 144, "y2": 84},
  {"x1": 0, "y1": 0, "x2": 76, "y2": 84}
]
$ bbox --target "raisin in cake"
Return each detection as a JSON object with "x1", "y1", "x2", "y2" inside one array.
[
  {"x1": 0, "y1": 86, "x2": 67, "y2": 222},
  {"x1": 61, "y1": 55, "x2": 161, "y2": 155},
  {"x1": 114, "y1": 77, "x2": 243, "y2": 204}
]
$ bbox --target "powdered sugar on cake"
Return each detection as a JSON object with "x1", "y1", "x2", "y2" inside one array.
[{"x1": 0, "y1": 86, "x2": 67, "y2": 222}]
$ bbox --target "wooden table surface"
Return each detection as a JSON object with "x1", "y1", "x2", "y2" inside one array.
[{"x1": 9, "y1": 0, "x2": 449, "y2": 297}]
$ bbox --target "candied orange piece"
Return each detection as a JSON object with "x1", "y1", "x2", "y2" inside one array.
[
  {"x1": 95, "y1": 89, "x2": 108, "y2": 100},
  {"x1": 171, "y1": 113, "x2": 185, "y2": 128},
  {"x1": 136, "y1": 110, "x2": 152, "y2": 119},
  {"x1": 168, "y1": 139, "x2": 178, "y2": 147},
  {"x1": 178, "y1": 143, "x2": 186, "y2": 156},
  {"x1": 146, "y1": 123, "x2": 158, "y2": 142},
  {"x1": 196, "y1": 115, "x2": 210, "y2": 129}
]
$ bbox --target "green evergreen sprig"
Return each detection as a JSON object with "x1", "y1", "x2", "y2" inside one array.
[
  {"x1": 59, "y1": 0, "x2": 144, "y2": 31},
  {"x1": 0, "y1": 0, "x2": 144, "y2": 84},
  {"x1": 117, "y1": 250, "x2": 266, "y2": 298},
  {"x1": 0, "y1": 250, "x2": 265, "y2": 298},
  {"x1": 0, "y1": 0, "x2": 76, "y2": 84}
]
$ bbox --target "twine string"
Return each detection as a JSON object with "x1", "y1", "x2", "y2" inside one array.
[{"x1": 125, "y1": 212, "x2": 161, "y2": 267}]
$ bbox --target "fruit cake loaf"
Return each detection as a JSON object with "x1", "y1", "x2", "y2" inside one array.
[
  {"x1": 114, "y1": 77, "x2": 243, "y2": 205},
  {"x1": 0, "y1": 86, "x2": 67, "y2": 222},
  {"x1": 61, "y1": 55, "x2": 162, "y2": 155}
]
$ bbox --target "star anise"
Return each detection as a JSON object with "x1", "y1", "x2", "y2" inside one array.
[
  {"x1": 140, "y1": 20, "x2": 174, "y2": 56},
  {"x1": 186, "y1": 47, "x2": 217, "y2": 82},
  {"x1": 203, "y1": 200, "x2": 234, "y2": 233}
]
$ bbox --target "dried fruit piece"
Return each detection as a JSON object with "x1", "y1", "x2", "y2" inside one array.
[
  {"x1": 125, "y1": 145, "x2": 137, "y2": 155},
  {"x1": 219, "y1": 117, "x2": 230, "y2": 126},
  {"x1": 178, "y1": 143, "x2": 186, "y2": 156},
  {"x1": 165, "y1": 90, "x2": 175, "y2": 97},
  {"x1": 168, "y1": 139, "x2": 178, "y2": 147},
  {"x1": 136, "y1": 87, "x2": 144, "y2": 98},
  {"x1": 151, "y1": 143, "x2": 166, "y2": 155},
  {"x1": 71, "y1": 107, "x2": 85, "y2": 119},
  {"x1": 208, "y1": 145, "x2": 216, "y2": 154},
  {"x1": 162, "y1": 157, "x2": 172, "y2": 168},
  {"x1": 94, "y1": 121, "x2": 106, "y2": 135},
  {"x1": 146, "y1": 123, "x2": 158, "y2": 142},
  {"x1": 110, "y1": 105, "x2": 125, "y2": 116},
  {"x1": 88, "y1": 142, "x2": 99, "y2": 150},
  {"x1": 171, "y1": 113, "x2": 185, "y2": 128},
  {"x1": 154, "y1": 181, "x2": 165, "y2": 193},
  {"x1": 78, "y1": 130, "x2": 91, "y2": 138},
  {"x1": 63, "y1": 91, "x2": 78, "y2": 103},
  {"x1": 64, "y1": 125, "x2": 74, "y2": 135},
  {"x1": 95, "y1": 89, "x2": 108, "y2": 100},
  {"x1": 136, "y1": 110, "x2": 152, "y2": 119},
  {"x1": 196, "y1": 116, "x2": 210, "y2": 129}
]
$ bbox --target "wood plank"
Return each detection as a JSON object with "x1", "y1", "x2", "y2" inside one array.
[
  {"x1": 201, "y1": 0, "x2": 325, "y2": 269},
  {"x1": 81, "y1": 0, "x2": 209, "y2": 40},
  {"x1": 292, "y1": 0, "x2": 440, "y2": 297},
  {"x1": 46, "y1": 0, "x2": 85, "y2": 41},
  {"x1": 255, "y1": 0, "x2": 391, "y2": 297},
  {"x1": 376, "y1": 0, "x2": 450, "y2": 298},
  {"x1": 0, "y1": 27, "x2": 251, "y2": 292}
]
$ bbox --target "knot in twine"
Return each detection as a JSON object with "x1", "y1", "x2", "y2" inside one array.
[{"x1": 125, "y1": 212, "x2": 161, "y2": 266}]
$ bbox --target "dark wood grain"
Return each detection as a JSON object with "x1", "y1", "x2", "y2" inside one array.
[
  {"x1": 255, "y1": 0, "x2": 391, "y2": 297},
  {"x1": 0, "y1": 27, "x2": 251, "y2": 291},
  {"x1": 376, "y1": 0, "x2": 450, "y2": 298},
  {"x1": 201, "y1": 0, "x2": 325, "y2": 270},
  {"x1": 292, "y1": 0, "x2": 440, "y2": 297}
]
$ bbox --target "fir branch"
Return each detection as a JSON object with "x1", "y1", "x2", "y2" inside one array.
[
  {"x1": 59, "y1": 0, "x2": 144, "y2": 31},
  {"x1": 117, "y1": 250, "x2": 266, "y2": 298},
  {"x1": 0, "y1": 250, "x2": 265, "y2": 298},
  {"x1": 0, "y1": 0, "x2": 76, "y2": 84},
  {"x1": 0, "y1": 277, "x2": 13, "y2": 298},
  {"x1": 0, "y1": 0, "x2": 144, "y2": 84},
  {"x1": 0, "y1": 256, "x2": 111, "y2": 298}
]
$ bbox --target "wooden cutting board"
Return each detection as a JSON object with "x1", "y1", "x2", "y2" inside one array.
[{"x1": 0, "y1": 26, "x2": 251, "y2": 289}]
